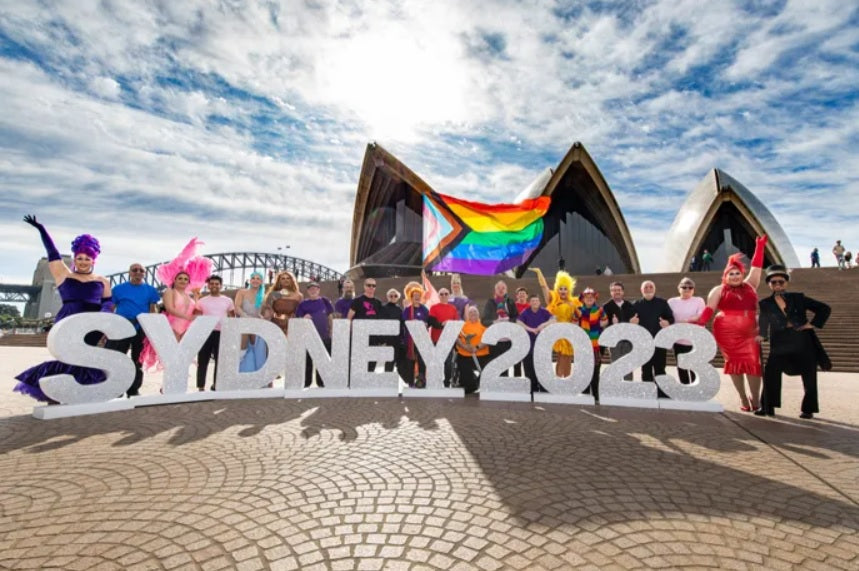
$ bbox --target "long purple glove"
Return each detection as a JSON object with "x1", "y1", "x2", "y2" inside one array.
[
  {"x1": 100, "y1": 296, "x2": 114, "y2": 312},
  {"x1": 24, "y1": 214, "x2": 61, "y2": 261}
]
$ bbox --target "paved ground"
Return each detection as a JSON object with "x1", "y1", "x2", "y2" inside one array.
[{"x1": 1, "y1": 347, "x2": 858, "y2": 570}]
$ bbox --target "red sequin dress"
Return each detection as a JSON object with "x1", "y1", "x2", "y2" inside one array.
[{"x1": 713, "y1": 283, "x2": 761, "y2": 376}]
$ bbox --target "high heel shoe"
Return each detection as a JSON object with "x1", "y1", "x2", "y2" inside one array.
[{"x1": 740, "y1": 404, "x2": 751, "y2": 412}]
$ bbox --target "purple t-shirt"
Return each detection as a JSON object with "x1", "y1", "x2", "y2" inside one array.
[
  {"x1": 296, "y1": 297, "x2": 334, "y2": 340},
  {"x1": 334, "y1": 296, "x2": 353, "y2": 318},
  {"x1": 450, "y1": 295, "x2": 471, "y2": 318},
  {"x1": 518, "y1": 307, "x2": 552, "y2": 347}
]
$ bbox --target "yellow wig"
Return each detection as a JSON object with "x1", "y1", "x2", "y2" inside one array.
[
  {"x1": 549, "y1": 271, "x2": 580, "y2": 356},
  {"x1": 552, "y1": 271, "x2": 576, "y2": 300},
  {"x1": 403, "y1": 281, "x2": 424, "y2": 303}
]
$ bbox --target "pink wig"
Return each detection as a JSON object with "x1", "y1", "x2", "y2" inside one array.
[{"x1": 156, "y1": 238, "x2": 214, "y2": 291}]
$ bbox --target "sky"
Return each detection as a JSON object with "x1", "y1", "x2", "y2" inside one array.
[{"x1": 1, "y1": 0, "x2": 857, "y2": 286}]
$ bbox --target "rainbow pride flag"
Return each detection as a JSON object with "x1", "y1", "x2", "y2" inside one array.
[{"x1": 422, "y1": 191, "x2": 551, "y2": 275}]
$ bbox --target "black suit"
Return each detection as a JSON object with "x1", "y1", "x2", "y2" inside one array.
[
  {"x1": 632, "y1": 297, "x2": 674, "y2": 386},
  {"x1": 603, "y1": 299, "x2": 637, "y2": 380},
  {"x1": 758, "y1": 292, "x2": 830, "y2": 414}
]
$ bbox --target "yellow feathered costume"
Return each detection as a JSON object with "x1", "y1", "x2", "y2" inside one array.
[{"x1": 545, "y1": 271, "x2": 582, "y2": 356}]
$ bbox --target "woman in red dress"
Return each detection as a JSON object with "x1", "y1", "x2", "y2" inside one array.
[{"x1": 699, "y1": 236, "x2": 767, "y2": 411}]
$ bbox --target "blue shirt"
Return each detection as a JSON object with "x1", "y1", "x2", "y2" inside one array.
[{"x1": 112, "y1": 281, "x2": 160, "y2": 329}]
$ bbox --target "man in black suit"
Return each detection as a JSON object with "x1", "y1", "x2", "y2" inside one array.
[
  {"x1": 632, "y1": 280, "x2": 674, "y2": 393},
  {"x1": 756, "y1": 265, "x2": 831, "y2": 419},
  {"x1": 603, "y1": 281, "x2": 637, "y2": 380}
]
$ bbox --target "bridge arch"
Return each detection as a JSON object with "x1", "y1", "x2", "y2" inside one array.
[{"x1": 107, "y1": 252, "x2": 343, "y2": 289}]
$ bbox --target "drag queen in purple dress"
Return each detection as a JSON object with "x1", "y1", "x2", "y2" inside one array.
[{"x1": 14, "y1": 215, "x2": 114, "y2": 402}]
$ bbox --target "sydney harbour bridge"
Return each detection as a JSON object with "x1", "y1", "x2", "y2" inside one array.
[{"x1": 0, "y1": 252, "x2": 343, "y2": 319}]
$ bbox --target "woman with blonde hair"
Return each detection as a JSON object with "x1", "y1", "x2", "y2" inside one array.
[{"x1": 265, "y1": 270, "x2": 303, "y2": 334}]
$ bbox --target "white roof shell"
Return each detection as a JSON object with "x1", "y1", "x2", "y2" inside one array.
[{"x1": 663, "y1": 169, "x2": 800, "y2": 272}]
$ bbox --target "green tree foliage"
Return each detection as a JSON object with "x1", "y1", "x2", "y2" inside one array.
[{"x1": 0, "y1": 304, "x2": 21, "y2": 317}]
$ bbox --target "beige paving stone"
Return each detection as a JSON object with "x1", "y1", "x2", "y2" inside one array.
[{"x1": 1, "y1": 346, "x2": 858, "y2": 570}]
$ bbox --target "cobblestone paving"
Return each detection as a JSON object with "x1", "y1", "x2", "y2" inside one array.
[{"x1": 1, "y1": 348, "x2": 858, "y2": 570}]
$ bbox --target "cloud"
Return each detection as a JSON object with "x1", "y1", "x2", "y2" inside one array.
[{"x1": 0, "y1": 0, "x2": 857, "y2": 288}]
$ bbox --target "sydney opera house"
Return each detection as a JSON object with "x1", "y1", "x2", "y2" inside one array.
[{"x1": 347, "y1": 141, "x2": 798, "y2": 278}]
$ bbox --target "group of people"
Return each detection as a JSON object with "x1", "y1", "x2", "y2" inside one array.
[{"x1": 15, "y1": 216, "x2": 832, "y2": 419}]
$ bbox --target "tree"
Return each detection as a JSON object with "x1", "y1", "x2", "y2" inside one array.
[{"x1": 0, "y1": 304, "x2": 20, "y2": 318}]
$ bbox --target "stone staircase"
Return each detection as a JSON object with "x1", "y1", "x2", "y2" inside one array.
[{"x1": 0, "y1": 332, "x2": 48, "y2": 347}]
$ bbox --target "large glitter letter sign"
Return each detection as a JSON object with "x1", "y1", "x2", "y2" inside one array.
[
  {"x1": 653, "y1": 324, "x2": 723, "y2": 411},
  {"x1": 350, "y1": 319, "x2": 400, "y2": 396},
  {"x1": 215, "y1": 318, "x2": 287, "y2": 398},
  {"x1": 598, "y1": 323, "x2": 658, "y2": 408},
  {"x1": 284, "y1": 318, "x2": 351, "y2": 397},
  {"x1": 35, "y1": 312, "x2": 137, "y2": 419},
  {"x1": 30, "y1": 314, "x2": 728, "y2": 419},
  {"x1": 532, "y1": 322, "x2": 595, "y2": 405},
  {"x1": 137, "y1": 314, "x2": 218, "y2": 405},
  {"x1": 480, "y1": 322, "x2": 531, "y2": 402},
  {"x1": 403, "y1": 320, "x2": 464, "y2": 398}
]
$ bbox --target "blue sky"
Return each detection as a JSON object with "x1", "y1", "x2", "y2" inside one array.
[{"x1": 1, "y1": 0, "x2": 857, "y2": 284}]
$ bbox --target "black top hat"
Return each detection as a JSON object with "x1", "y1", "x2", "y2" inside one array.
[{"x1": 764, "y1": 264, "x2": 790, "y2": 283}]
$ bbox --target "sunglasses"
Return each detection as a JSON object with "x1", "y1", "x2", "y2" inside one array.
[
  {"x1": 679, "y1": 285, "x2": 694, "y2": 289},
  {"x1": 130, "y1": 268, "x2": 145, "y2": 273},
  {"x1": 439, "y1": 292, "x2": 450, "y2": 296},
  {"x1": 365, "y1": 283, "x2": 377, "y2": 288},
  {"x1": 769, "y1": 279, "x2": 786, "y2": 285}
]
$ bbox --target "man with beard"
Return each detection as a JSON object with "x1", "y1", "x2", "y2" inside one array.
[
  {"x1": 334, "y1": 279, "x2": 355, "y2": 319},
  {"x1": 602, "y1": 281, "x2": 636, "y2": 380}
]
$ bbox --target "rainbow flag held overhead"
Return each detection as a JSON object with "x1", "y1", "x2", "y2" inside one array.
[{"x1": 422, "y1": 191, "x2": 551, "y2": 275}]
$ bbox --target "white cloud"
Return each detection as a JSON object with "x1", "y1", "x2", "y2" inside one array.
[
  {"x1": 88, "y1": 76, "x2": 120, "y2": 99},
  {"x1": 0, "y1": 0, "x2": 857, "y2": 288}
]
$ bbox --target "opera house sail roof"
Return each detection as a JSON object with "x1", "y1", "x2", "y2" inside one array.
[
  {"x1": 663, "y1": 169, "x2": 800, "y2": 272},
  {"x1": 348, "y1": 142, "x2": 641, "y2": 279}
]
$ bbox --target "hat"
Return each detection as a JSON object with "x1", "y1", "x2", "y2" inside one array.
[
  {"x1": 764, "y1": 265, "x2": 790, "y2": 283},
  {"x1": 307, "y1": 281, "x2": 321, "y2": 289},
  {"x1": 579, "y1": 287, "x2": 598, "y2": 301}
]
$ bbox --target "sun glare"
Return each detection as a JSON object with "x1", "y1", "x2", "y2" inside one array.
[{"x1": 317, "y1": 25, "x2": 469, "y2": 141}]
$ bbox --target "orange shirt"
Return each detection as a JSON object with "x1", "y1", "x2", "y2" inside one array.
[{"x1": 458, "y1": 321, "x2": 490, "y2": 357}]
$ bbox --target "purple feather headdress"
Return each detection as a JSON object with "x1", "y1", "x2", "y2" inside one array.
[{"x1": 71, "y1": 234, "x2": 101, "y2": 259}]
